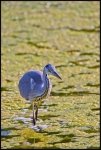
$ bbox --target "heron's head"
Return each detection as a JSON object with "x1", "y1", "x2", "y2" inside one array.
[{"x1": 44, "y1": 64, "x2": 62, "y2": 79}]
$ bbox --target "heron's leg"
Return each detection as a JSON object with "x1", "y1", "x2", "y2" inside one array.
[
  {"x1": 32, "y1": 102, "x2": 36, "y2": 125},
  {"x1": 35, "y1": 105, "x2": 38, "y2": 120}
]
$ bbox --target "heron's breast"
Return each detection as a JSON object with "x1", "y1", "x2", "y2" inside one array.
[{"x1": 35, "y1": 78, "x2": 52, "y2": 101}]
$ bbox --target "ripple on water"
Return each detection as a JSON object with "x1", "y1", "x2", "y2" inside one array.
[
  {"x1": 79, "y1": 126, "x2": 99, "y2": 133},
  {"x1": 14, "y1": 116, "x2": 48, "y2": 132},
  {"x1": 30, "y1": 124, "x2": 48, "y2": 132}
]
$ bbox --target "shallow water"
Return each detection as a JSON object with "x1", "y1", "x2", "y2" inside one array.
[{"x1": 1, "y1": 1, "x2": 100, "y2": 149}]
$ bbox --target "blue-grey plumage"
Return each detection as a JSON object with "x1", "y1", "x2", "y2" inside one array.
[{"x1": 18, "y1": 64, "x2": 62, "y2": 125}]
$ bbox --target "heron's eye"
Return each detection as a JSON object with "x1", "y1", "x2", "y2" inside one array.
[{"x1": 46, "y1": 64, "x2": 50, "y2": 68}]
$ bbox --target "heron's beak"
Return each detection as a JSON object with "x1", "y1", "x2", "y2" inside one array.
[{"x1": 53, "y1": 71, "x2": 62, "y2": 80}]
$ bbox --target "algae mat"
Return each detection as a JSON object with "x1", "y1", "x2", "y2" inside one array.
[{"x1": 1, "y1": 1, "x2": 100, "y2": 149}]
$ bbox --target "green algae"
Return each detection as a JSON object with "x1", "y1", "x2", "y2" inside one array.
[{"x1": 1, "y1": 1, "x2": 100, "y2": 149}]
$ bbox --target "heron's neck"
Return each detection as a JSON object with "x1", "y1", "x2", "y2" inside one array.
[
  {"x1": 43, "y1": 70, "x2": 49, "y2": 91},
  {"x1": 43, "y1": 69, "x2": 49, "y2": 87},
  {"x1": 43, "y1": 69, "x2": 48, "y2": 77}
]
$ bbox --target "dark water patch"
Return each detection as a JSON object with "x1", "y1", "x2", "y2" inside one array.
[
  {"x1": 69, "y1": 26, "x2": 99, "y2": 33},
  {"x1": 16, "y1": 52, "x2": 42, "y2": 57},
  {"x1": 51, "y1": 91, "x2": 68, "y2": 96},
  {"x1": 32, "y1": 24, "x2": 41, "y2": 28},
  {"x1": 43, "y1": 131, "x2": 61, "y2": 135},
  {"x1": 91, "y1": 108, "x2": 100, "y2": 111},
  {"x1": 85, "y1": 83, "x2": 100, "y2": 87},
  {"x1": 41, "y1": 103, "x2": 57, "y2": 110},
  {"x1": 1, "y1": 87, "x2": 12, "y2": 92},
  {"x1": 18, "y1": 120, "x2": 25, "y2": 124},
  {"x1": 27, "y1": 41, "x2": 51, "y2": 49},
  {"x1": 16, "y1": 29, "x2": 30, "y2": 33},
  {"x1": 95, "y1": 113, "x2": 100, "y2": 115},
  {"x1": 15, "y1": 52, "x2": 34, "y2": 56},
  {"x1": 43, "y1": 25, "x2": 99, "y2": 33},
  {"x1": 1, "y1": 127, "x2": 20, "y2": 131},
  {"x1": 96, "y1": 59, "x2": 100, "y2": 62},
  {"x1": 51, "y1": 91, "x2": 99, "y2": 96},
  {"x1": 70, "y1": 71, "x2": 92, "y2": 76},
  {"x1": 49, "y1": 135, "x2": 76, "y2": 144},
  {"x1": 69, "y1": 73, "x2": 75, "y2": 77},
  {"x1": 80, "y1": 52, "x2": 99, "y2": 56},
  {"x1": 60, "y1": 137, "x2": 76, "y2": 143},
  {"x1": 7, "y1": 43, "x2": 17, "y2": 46},
  {"x1": 27, "y1": 137, "x2": 41, "y2": 144},
  {"x1": 56, "y1": 64, "x2": 67, "y2": 68},
  {"x1": 42, "y1": 146, "x2": 61, "y2": 149},
  {"x1": 68, "y1": 91, "x2": 100, "y2": 96},
  {"x1": 11, "y1": 35, "x2": 18, "y2": 38},
  {"x1": 58, "y1": 133, "x2": 75, "y2": 138},
  {"x1": 46, "y1": 104, "x2": 58, "y2": 107},
  {"x1": 1, "y1": 87, "x2": 8, "y2": 91},
  {"x1": 10, "y1": 145, "x2": 38, "y2": 149},
  {"x1": 57, "y1": 133, "x2": 76, "y2": 143},
  {"x1": 87, "y1": 146, "x2": 100, "y2": 149},
  {"x1": 6, "y1": 79, "x2": 12, "y2": 82},
  {"x1": 66, "y1": 49, "x2": 80, "y2": 53},
  {"x1": 79, "y1": 72, "x2": 91, "y2": 75},
  {"x1": 11, "y1": 145, "x2": 61, "y2": 149},
  {"x1": 40, "y1": 114, "x2": 60, "y2": 120},
  {"x1": 87, "y1": 65, "x2": 100, "y2": 69},
  {"x1": 58, "y1": 81, "x2": 63, "y2": 84},
  {"x1": 62, "y1": 85, "x2": 74, "y2": 90},
  {"x1": 85, "y1": 135, "x2": 98, "y2": 138},
  {"x1": 71, "y1": 71, "x2": 92, "y2": 76}
]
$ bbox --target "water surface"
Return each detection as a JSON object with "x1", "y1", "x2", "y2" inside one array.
[{"x1": 1, "y1": 1, "x2": 100, "y2": 149}]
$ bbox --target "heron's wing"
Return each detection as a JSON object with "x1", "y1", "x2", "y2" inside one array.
[
  {"x1": 30, "y1": 78, "x2": 36, "y2": 91},
  {"x1": 29, "y1": 76, "x2": 45, "y2": 100},
  {"x1": 29, "y1": 77, "x2": 39, "y2": 99},
  {"x1": 18, "y1": 74, "x2": 35, "y2": 100},
  {"x1": 18, "y1": 71, "x2": 45, "y2": 100}
]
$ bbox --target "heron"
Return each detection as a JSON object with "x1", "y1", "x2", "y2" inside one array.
[{"x1": 18, "y1": 64, "x2": 62, "y2": 125}]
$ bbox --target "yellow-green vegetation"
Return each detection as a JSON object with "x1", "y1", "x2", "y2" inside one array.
[{"x1": 1, "y1": 1, "x2": 100, "y2": 149}]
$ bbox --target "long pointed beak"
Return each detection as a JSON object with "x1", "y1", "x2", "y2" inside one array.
[{"x1": 53, "y1": 71, "x2": 62, "y2": 80}]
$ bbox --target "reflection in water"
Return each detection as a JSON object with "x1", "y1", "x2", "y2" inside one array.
[
  {"x1": 14, "y1": 116, "x2": 48, "y2": 132},
  {"x1": 15, "y1": 117, "x2": 32, "y2": 124},
  {"x1": 79, "y1": 126, "x2": 99, "y2": 133},
  {"x1": 1, "y1": 129, "x2": 11, "y2": 137},
  {"x1": 30, "y1": 125, "x2": 48, "y2": 132}
]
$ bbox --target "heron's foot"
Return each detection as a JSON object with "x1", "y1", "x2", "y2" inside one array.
[{"x1": 32, "y1": 117, "x2": 36, "y2": 126}]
